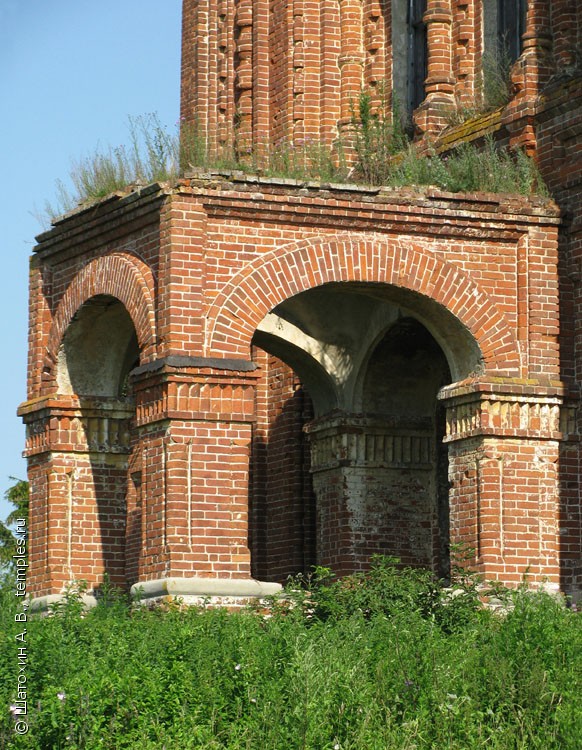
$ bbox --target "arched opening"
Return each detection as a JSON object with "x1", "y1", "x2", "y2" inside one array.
[
  {"x1": 57, "y1": 295, "x2": 140, "y2": 397},
  {"x1": 249, "y1": 282, "x2": 478, "y2": 582},
  {"x1": 56, "y1": 295, "x2": 140, "y2": 590}
]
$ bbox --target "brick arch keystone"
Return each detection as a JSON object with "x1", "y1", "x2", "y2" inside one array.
[
  {"x1": 47, "y1": 253, "x2": 157, "y2": 367},
  {"x1": 206, "y1": 235, "x2": 521, "y2": 375}
]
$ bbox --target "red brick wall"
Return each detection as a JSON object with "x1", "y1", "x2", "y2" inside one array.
[
  {"x1": 21, "y1": 181, "x2": 565, "y2": 597},
  {"x1": 535, "y1": 77, "x2": 582, "y2": 597}
]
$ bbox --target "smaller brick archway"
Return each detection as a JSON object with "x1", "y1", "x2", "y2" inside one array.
[
  {"x1": 46, "y1": 252, "x2": 157, "y2": 379},
  {"x1": 206, "y1": 235, "x2": 522, "y2": 378}
]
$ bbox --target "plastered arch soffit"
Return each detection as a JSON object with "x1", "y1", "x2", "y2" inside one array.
[
  {"x1": 206, "y1": 235, "x2": 522, "y2": 378},
  {"x1": 46, "y1": 253, "x2": 157, "y2": 371}
]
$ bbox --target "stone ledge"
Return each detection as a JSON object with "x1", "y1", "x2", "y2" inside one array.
[
  {"x1": 29, "y1": 593, "x2": 98, "y2": 613},
  {"x1": 131, "y1": 355, "x2": 258, "y2": 377},
  {"x1": 29, "y1": 578, "x2": 284, "y2": 612},
  {"x1": 131, "y1": 576, "x2": 282, "y2": 603}
]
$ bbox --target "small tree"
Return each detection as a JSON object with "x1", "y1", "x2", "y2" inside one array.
[{"x1": 0, "y1": 478, "x2": 29, "y2": 576}]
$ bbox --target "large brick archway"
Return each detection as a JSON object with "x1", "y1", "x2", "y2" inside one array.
[
  {"x1": 206, "y1": 235, "x2": 522, "y2": 377},
  {"x1": 18, "y1": 0, "x2": 582, "y2": 606}
]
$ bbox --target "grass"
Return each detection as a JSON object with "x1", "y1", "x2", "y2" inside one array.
[
  {"x1": 446, "y1": 47, "x2": 514, "y2": 126},
  {"x1": 44, "y1": 113, "x2": 180, "y2": 221},
  {"x1": 43, "y1": 94, "x2": 549, "y2": 224},
  {"x1": 393, "y1": 136, "x2": 548, "y2": 196},
  {"x1": 1, "y1": 559, "x2": 580, "y2": 749}
]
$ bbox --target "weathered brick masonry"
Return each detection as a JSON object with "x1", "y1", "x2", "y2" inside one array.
[{"x1": 21, "y1": 0, "x2": 582, "y2": 604}]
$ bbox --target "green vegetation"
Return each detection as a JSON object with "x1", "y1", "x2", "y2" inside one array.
[
  {"x1": 0, "y1": 479, "x2": 28, "y2": 580},
  {"x1": 350, "y1": 90, "x2": 409, "y2": 186},
  {"x1": 481, "y1": 47, "x2": 514, "y2": 112},
  {"x1": 1, "y1": 557, "x2": 580, "y2": 749},
  {"x1": 45, "y1": 93, "x2": 548, "y2": 223},
  {"x1": 447, "y1": 47, "x2": 514, "y2": 126},
  {"x1": 390, "y1": 136, "x2": 548, "y2": 196},
  {"x1": 45, "y1": 114, "x2": 180, "y2": 220}
]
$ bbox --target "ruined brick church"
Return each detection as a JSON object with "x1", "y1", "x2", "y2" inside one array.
[{"x1": 20, "y1": 0, "x2": 581, "y2": 606}]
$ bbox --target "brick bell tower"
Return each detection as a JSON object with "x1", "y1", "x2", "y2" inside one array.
[{"x1": 20, "y1": 1, "x2": 582, "y2": 607}]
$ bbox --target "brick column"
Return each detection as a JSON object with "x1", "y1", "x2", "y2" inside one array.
[
  {"x1": 552, "y1": 0, "x2": 578, "y2": 70},
  {"x1": 506, "y1": 0, "x2": 553, "y2": 129},
  {"x1": 451, "y1": 0, "x2": 480, "y2": 108},
  {"x1": 338, "y1": 0, "x2": 365, "y2": 139},
  {"x1": 129, "y1": 358, "x2": 281, "y2": 605},
  {"x1": 180, "y1": 0, "x2": 238, "y2": 162},
  {"x1": 252, "y1": 0, "x2": 270, "y2": 163},
  {"x1": 18, "y1": 396, "x2": 133, "y2": 603},
  {"x1": 321, "y1": 0, "x2": 342, "y2": 146},
  {"x1": 416, "y1": 0, "x2": 456, "y2": 134},
  {"x1": 306, "y1": 413, "x2": 441, "y2": 576},
  {"x1": 521, "y1": 0, "x2": 553, "y2": 87},
  {"x1": 234, "y1": 0, "x2": 254, "y2": 159},
  {"x1": 157, "y1": 195, "x2": 207, "y2": 358},
  {"x1": 441, "y1": 381, "x2": 563, "y2": 592}
]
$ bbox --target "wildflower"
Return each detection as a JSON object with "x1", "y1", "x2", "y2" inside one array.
[
  {"x1": 234, "y1": 663, "x2": 241, "y2": 671},
  {"x1": 57, "y1": 691, "x2": 66, "y2": 702}
]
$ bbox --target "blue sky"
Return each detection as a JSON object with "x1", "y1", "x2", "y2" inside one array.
[{"x1": 0, "y1": 0, "x2": 182, "y2": 520}]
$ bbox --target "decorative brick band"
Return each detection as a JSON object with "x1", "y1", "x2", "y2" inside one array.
[
  {"x1": 134, "y1": 372, "x2": 259, "y2": 427},
  {"x1": 19, "y1": 397, "x2": 133, "y2": 456},
  {"x1": 440, "y1": 389, "x2": 565, "y2": 442}
]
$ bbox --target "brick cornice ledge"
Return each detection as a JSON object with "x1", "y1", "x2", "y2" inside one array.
[{"x1": 438, "y1": 377, "x2": 565, "y2": 401}]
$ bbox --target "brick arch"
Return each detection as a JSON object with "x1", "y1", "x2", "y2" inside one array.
[
  {"x1": 46, "y1": 253, "x2": 157, "y2": 368},
  {"x1": 206, "y1": 235, "x2": 521, "y2": 375}
]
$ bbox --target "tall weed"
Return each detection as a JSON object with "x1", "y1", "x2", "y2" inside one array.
[
  {"x1": 45, "y1": 113, "x2": 179, "y2": 220},
  {"x1": 351, "y1": 89, "x2": 409, "y2": 185}
]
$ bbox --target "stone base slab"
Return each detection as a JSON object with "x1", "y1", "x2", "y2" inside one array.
[
  {"x1": 30, "y1": 577, "x2": 283, "y2": 612},
  {"x1": 130, "y1": 576, "x2": 283, "y2": 606}
]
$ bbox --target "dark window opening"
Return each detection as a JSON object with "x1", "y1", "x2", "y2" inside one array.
[
  {"x1": 407, "y1": 0, "x2": 428, "y2": 114},
  {"x1": 497, "y1": 0, "x2": 527, "y2": 62}
]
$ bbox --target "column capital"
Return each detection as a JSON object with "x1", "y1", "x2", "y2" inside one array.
[
  {"x1": 438, "y1": 379, "x2": 567, "y2": 442},
  {"x1": 18, "y1": 395, "x2": 134, "y2": 456},
  {"x1": 131, "y1": 357, "x2": 260, "y2": 428}
]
